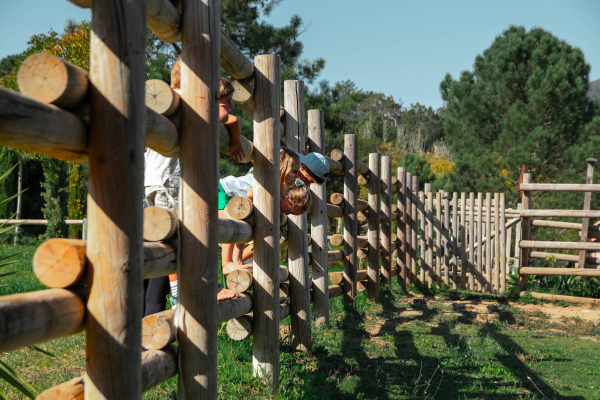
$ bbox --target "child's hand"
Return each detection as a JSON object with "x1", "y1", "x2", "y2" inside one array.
[
  {"x1": 229, "y1": 140, "x2": 244, "y2": 163},
  {"x1": 302, "y1": 145, "x2": 310, "y2": 156}
]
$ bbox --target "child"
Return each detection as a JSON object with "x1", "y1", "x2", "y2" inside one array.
[
  {"x1": 296, "y1": 149, "x2": 330, "y2": 186},
  {"x1": 221, "y1": 184, "x2": 313, "y2": 274},
  {"x1": 145, "y1": 58, "x2": 245, "y2": 311}
]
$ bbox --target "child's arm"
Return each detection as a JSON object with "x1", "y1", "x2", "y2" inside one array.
[{"x1": 224, "y1": 115, "x2": 244, "y2": 163}]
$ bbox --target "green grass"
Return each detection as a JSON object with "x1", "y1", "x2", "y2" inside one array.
[{"x1": 2, "y1": 244, "x2": 600, "y2": 399}]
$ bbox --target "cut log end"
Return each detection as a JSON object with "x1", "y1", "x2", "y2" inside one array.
[
  {"x1": 226, "y1": 269, "x2": 253, "y2": 293},
  {"x1": 33, "y1": 238, "x2": 86, "y2": 288},
  {"x1": 145, "y1": 79, "x2": 180, "y2": 117},
  {"x1": 143, "y1": 206, "x2": 178, "y2": 242},
  {"x1": 330, "y1": 149, "x2": 344, "y2": 162},
  {"x1": 330, "y1": 234, "x2": 344, "y2": 247},
  {"x1": 141, "y1": 310, "x2": 176, "y2": 350},
  {"x1": 226, "y1": 196, "x2": 253, "y2": 220},
  {"x1": 226, "y1": 315, "x2": 253, "y2": 340}
]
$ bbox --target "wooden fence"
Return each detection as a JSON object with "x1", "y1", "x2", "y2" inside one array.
[{"x1": 0, "y1": 0, "x2": 597, "y2": 398}]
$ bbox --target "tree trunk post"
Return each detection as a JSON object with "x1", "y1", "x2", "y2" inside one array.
[
  {"x1": 85, "y1": 0, "x2": 146, "y2": 397},
  {"x1": 519, "y1": 174, "x2": 532, "y2": 291},
  {"x1": 579, "y1": 159, "x2": 596, "y2": 269},
  {"x1": 468, "y1": 193, "x2": 475, "y2": 290},
  {"x1": 381, "y1": 156, "x2": 392, "y2": 283},
  {"x1": 13, "y1": 153, "x2": 23, "y2": 245},
  {"x1": 460, "y1": 193, "x2": 467, "y2": 290},
  {"x1": 443, "y1": 190, "x2": 449, "y2": 288},
  {"x1": 308, "y1": 109, "x2": 328, "y2": 326},
  {"x1": 452, "y1": 192, "x2": 458, "y2": 289},
  {"x1": 411, "y1": 175, "x2": 419, "y2": 285},
  {"x1": 493, "y1": 193, "x2": 500, "y2": 292},
  {"x1": 252, "y1": 54, "x2": 281, "y2": 385},
  {"x1": 424, "y1": 183, "x2": 433, "y2": 288},
  {"x1": 500, "y1": 193, "x2": 507, "y2": 293},
  {"x1": 405, "y1": 172, "x2": 413, "y2": 284},
  {"x1": 435, "y1": 191, "x2": 442, "y2": 287},
  {"x1": 343, "y1": 134, "x2": 358, "y2": 305},
  {"x1": 485, "y1": 193, "x2": 492, "y2": 292},
  {"x1": 177, "y1": 0, "x2": 221, "y2": 397},
  {"x1": 397, "y1": 167, "x2": 406, "y2": 287},
  {"x1": 419, "y1": 190, "x2": 426, "y2": 285},
  {"x1": 284, "y1": 80, "x2": 311, "y2": 353},
  {"x1": 367, "y1": 153, "x2": 381, "y2": 300},
  {"x1": 476, "y1": 193, "x2": 484, "y2": 291}
]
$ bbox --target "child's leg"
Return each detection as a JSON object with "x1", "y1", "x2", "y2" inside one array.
[
  {"x1": 242, "y1": 243, "x2": 254, "y2": 263},
  {"x1": 232, "y1": 243, "x2": 244, "y2": 264}
]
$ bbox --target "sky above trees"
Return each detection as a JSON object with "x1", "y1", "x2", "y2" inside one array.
[{"x1": 1, "y1": 0, "x2": 598, "y2": 109}]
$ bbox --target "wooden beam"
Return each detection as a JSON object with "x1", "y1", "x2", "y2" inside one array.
[
  {"x1": 367, "y1": 153, "x2": 381, "y2": 300},
  {"x1": 520, "y1": 210, "x2": 600, "y2": 218},
  {"x1": 252, "y1": 54, "x2": 281, "y2": 386},
  {"x1": 343, "y1": 134, "x2": 358, "y2": 305},
  {"x1": 397, "y1": 167, "x2": 407, "y2": 287},
  {"x1": 225, "y1": 303, "x2": 291, "y2": 341},
  {"x1": 381, "y1": 156, "x2": 392, "y2": 282},
  {"x1": 519, "y1": 183, "x2": 600, "y2": 192},
  {"x1": 308, "y1": 109, "x2": 329, "y2": 326},
  {"x1": 177, "y1": 0, "x2": 221, "y2": 396},
  {"x1": 579, "y1": 159, "x2": 596, "y2": 269},
  {"x1": 520, "y1": 291, "x2": 600, "y2": 306},
  {"x1": 330, "y1": 193, "x2": 368, "y2": 211},
  {"x1": 532, "y1": 220, "x2": 600, "y2": 231},
  {"x1": 520, "y1": 240, "x2": 600, "y2": 251},
  {"x1": 530, "y1": 251, "x2": 600, "y2": 264},
  {"x1": 226, "y1": 265, "x2": 289, "y2": 293}
]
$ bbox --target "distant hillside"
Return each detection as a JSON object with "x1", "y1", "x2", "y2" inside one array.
[{"x1": 589, "y1": 79, "x2": 600, "y2": 102}]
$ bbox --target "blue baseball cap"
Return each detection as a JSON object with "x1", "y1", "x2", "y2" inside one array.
[{"x1": 297, "y1": 152, "x2": 330, "y2": 181}]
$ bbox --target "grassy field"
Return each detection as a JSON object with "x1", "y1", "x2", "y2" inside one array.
[{"x1": 1, "y1": 244, "x2": 600, "y2": 399}]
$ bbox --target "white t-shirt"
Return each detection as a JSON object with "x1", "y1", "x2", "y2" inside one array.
[
  {"x1": 144, "y1": 148, "x2": 180, "y2": 187},
  {"x1": 220, "y1": 173, "x2": 254, "y2": 198}
]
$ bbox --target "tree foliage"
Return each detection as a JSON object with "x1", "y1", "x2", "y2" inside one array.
[{"x1": 440, "y1": 26, "x2": 599, "y2": 209}]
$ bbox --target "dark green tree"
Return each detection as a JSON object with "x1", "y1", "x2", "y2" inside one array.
[{"x1": 440, "y1": 26, "x2": 599, "y2": 209}]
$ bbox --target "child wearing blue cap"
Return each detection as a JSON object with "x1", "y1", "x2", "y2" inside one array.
[{"x1": 296, "y1": 151, "x2": 330, "y2": 186}]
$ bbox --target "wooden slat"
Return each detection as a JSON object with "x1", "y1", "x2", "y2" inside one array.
[
  {"x1": 343, "y1": 134, "x2": 358, "y2": 305},
  {"x1": 520, "y1": 267, "x2": 600, "y2": 277},
  {"x1": 519, "y1": 183, "x2": 600, "y2": 192},
  {"x1": 368, "y1": 153, "x2": 381, "y2": 300},
  {"x1": 521, "y1": 210, "x2": 600, "y2": 218},
  {"x1": 397, "y1": 167, "x2": 407, "y2": 287},
  {"x1": 520, "y1": 240, "x2": 600, "y2": 251}
]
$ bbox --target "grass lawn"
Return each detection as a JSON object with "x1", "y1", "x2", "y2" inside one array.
[{"x1": 1, "y1": 244, "x2": 600, "y2": 399}]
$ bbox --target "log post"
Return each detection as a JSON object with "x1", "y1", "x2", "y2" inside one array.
[
  {"x1": 177, "y1": 0, "x2": 221, "y2": 397},
  {"x1": 252, "y1": 54, "x2": 281, "y2": 385},
  {"x1": 308, "y1": 109, "x2": 328, "y2": 326},
  {"x1": 405, "y1": 172, "x2": 413, "y2": 284},
  {"x1": 485, "y1": 193, "x2": 492, "y2": 292},
  {"x1": 85, "y1": 0, "x2": 146, "y2": 397},
  {"x1": 425, "y1": 183, "x2": 433, "y2": 287},
  {"x1": 579, "y1": 159, "x2": 596, "y2": 269},
  {"x1": 419, "y1": 190, "x2": 426, "y2": 285},
  {"x1": 476, "y1": 193, "x2": 484, "y2": 291},
  {"x1": 284, "y1": 80, "x2": 311, "y2": 353},
  {"x1": 443, "y1": 192, "x2": 450, "y2": 288},
  {"x1": 367, "y1": 153, "x2": 381, "y2": 300},
  {"x1": 468, "y1": 193, "x2": 475, "y2": 290},
  {"x1": 460, "y1": 193, "x2": 467, "y2": 290},
  {"x1": 397, "y1": 167, "x2": 407, "y2": 287},
  {"x1": 500, "y1": 193, "x2": 507, "y2": 293},
  {"x1": 435, "y1": 191, "x2": 442, "y2": 287},
  {"x1": 411, "y1": 175, "x2": 419, "y2": 285},
  {"x1": 343, "y1": 134, "x2": 358, "y2": 305},
  {"x1": 519, "y1": 174, "x2": 532, "y2": 291},
  {"x1": 381, "y1": 156, "x2": 392, "y2": 283},
  {"x1": 452, "y1": 192, "x2": 458, "y2": 289},
  {"x1": 493, "y1": 193, "x2": 500, "y2": 292}
]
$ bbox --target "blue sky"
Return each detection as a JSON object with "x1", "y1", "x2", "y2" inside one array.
[{"x1": 2, "y1": 0, "x2": 598, "y2": 109}]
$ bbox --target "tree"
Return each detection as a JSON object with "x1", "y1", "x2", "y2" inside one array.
[{"x1": 440, "y1": 26, "x2": 599, "y2": 209}]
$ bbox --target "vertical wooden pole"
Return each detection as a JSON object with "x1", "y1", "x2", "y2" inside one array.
[
  {"x1": 460, "y1": 193, "x2": 467, "y2": 290},
  {"x1": 178, "y1": 0, "x2": 221, "y2": 397},
  {"x1": 252, "y1": 54, "x2": 281, "y2": 384},
  {"x1": 85, "y1": 0, "x2": 145, "y2": 398},
  {"x1": 476, "y1": 193, "x2": 483, "y2": 292},
  {"x1": 452, "y1": 193, "x2": 458, "y2": 289},
  {"x1": 435, "y1": 191, "x2": 442, "y2": 287},
  {"x1": 368, "y1": 154, "x2": 381, "y2": 299},
  {"x1": 411, "y1": 176, "x2": 419, "y2": 285},
  {"x1": 468, "y1": 193, "x2": 475, "y2": 290},
  {"x1": 514, "y1": 203, "x2": 522, "y2": 260},
  {"x1": 506, "y1": 226, "x2": 513, "y2": 274},
  {"x1": 424, "y1": 184, "x2": 433, "y2": 287},
  {"x1": 405, "y1": 172, "x2": 413, "y2": 284},
  {"x1": 579, "y1": 159, "x2": 596, "y2": 269},
  {"x1": 381, "y1": 156, "x2": 392, "y2": 282},
  {"x1": 485, "y1": 193, "x2": 492, "y2": 293},
  {"x1": 419, "y1": 190, "x2": 426, "y2": 285},
  {"x1": 519, "y1": 174, "x2": 531, "y2": 291},
  {"x1": 443, "y1": 193, "x2": 450, "y2": 288},
  {"x1": 284, "y1": 80, "x2": 311, "y2": 353},
  {"x1": 397, "y1": 167, "x2": 407, "y2": 287},
  {"x1": 308, "y1": 109, "x2": 328, "y2": 326},
  {"x1": 493, "y1": 193, "x2": 500, "y2": 292},
  {"x1": 500, "y1": 193, "x2": 507, "y2": 293},
  {"x1": 343, "y1": 134, "x2": 358, "y2": 305}
]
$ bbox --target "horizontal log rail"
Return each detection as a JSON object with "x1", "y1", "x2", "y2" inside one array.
[
  {"x1": 225, "y1": 303, "x2": 291, "y2": 341},
  {"x1": 531, "y1": 220, "x2": 600, "y2": 231},
  {"x1": 519, "y1": 267, "x2": 600, "y2": 277},
  {"x1": 529, "y1": 251, "x2": 600, "y2": 264},
  {"x1": 141, "y1": 294, "x2": 253, "y2": 350},
  {"x1": 226, "y1": 266, "x2": 289, "y2": 293},
  {"x1": 520, "y1": 240, "x2": 600, "y2": 251},
  {"x1": 520, "y1": 291, "x2": 600, "y2": 306},
  {"x1": 37, "y1": 345, "x2": 178, "y2": 398},
  {"x1": 0, "y1": 288, "x2": 86, "y2": 353},
  {"x1": 0, "y1": 219, "x2": 83, "y2": 225},
  {"x1": 520, "y1": 210, "x2": 600, "y2": 218},
  {"x1": 519, "y1": 183, "x2": 600, "y2": 192}
]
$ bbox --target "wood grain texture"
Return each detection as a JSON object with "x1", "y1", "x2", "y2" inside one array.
[
  {"x1": 530, "y1": 251, "x2": 600, "y2": 264},
  {"x1": 308, "y1": 109, "x2": 329, "y2": 326},
  {"x1": 145, "y1": 79, "x2": 180, "y2": 117},
  {"x1": 85, "y1": 0, "x2": 146, "y2": 397},
  {"x1": 519, "y1": 174, "x2": 531, "y2": 291},
  {"x1": 405, "y1": 173, "x2": 413, "y2": 284},
  {"x1": 579, "y1": 161, "x2": 595, "y2": 269},
  {"x1": 460, "y1": 193, "x2": 467, "y2": 290},
  {"x1": 0, "y1": 288, "x2": 85, "y2": 353},
  {"x1": 425, "y1": 184, "x2": 433, "y2": 287},
  {"x1": 468, "y1": 193, "x2": 475, "y2": 290},
  {"x1": 519, "y1": 183, "x2": 600, "y2": 192},
  {"x1": 380, "y1": 156, "x2": 392, "y2": 282},
  {"x1": 284, "y1": 80, "x2": 311, "y2": 353},
  {"x1": 143, "y1": 206, "x2": 178, "y2": 242},
  {"x1": 493, "y1": 193, "x2": 500, "y2": 292},
  {"x1": 367, "y1": 153, "x2": 381, "y2": 300},
  {"x1": 177, "y1": 0, "x2": 221, "y2": 397},
  {"x1": 252, "y1": 54, "x2": 281, "y2": 385},
  {"x1": 520, "y1": 240, "x2": 600, "y2": 250},
  {"x1": 343, "y1": 134, "x2": 358, "y2": 305},
  {"x1": 485, "y1": 193, "x2": 492, "y2": 292},
  {"x1": 435, "y1": 191, "x2": 442, "y2": 287},
  {"x1": 226, "y1": 196, "x2": 254, "y2": 221},
  {"x1": 499, "y1": 194, "x2": 507, "y2": 293},
  {"x1": 452, "y1": 193, "x2": 458, "y2": 289},
  {"x1": 397, "y1": 167, "x2": 407, "y2": 287},
  {"x1": 33, "y1": 239, "x2": 87, "y2": 288},
  {"x1": 475, "y1": 193, "x2": 484, "y2": 291},
  {"x1": 412, "y1": 176, "x2": 419, "y2": 285}
]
